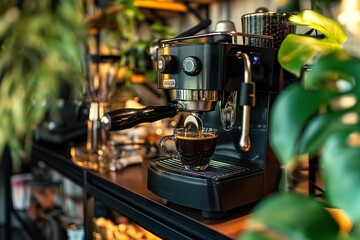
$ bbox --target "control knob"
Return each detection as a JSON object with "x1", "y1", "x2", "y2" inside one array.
[
  {"x1": 182, "y1": 57, "x2": 201, "y2": 76},
  {"x1": 158, "y1": 55, "x2": 177, "y2": 74}
]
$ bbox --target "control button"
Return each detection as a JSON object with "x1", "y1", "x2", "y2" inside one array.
[
  {"x1": 182, "y1": 57, "x2": 201, "y2": 76},
  {"x1": 158, "y1": 55, "x2": 177, "y2": 74},
  {"x1": 250, "y1": 52, "x2": 261, "y2": 65}
]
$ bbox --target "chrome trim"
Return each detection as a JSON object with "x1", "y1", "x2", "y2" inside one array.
[
  {"x1": 220, "y1": 91, "x2": 237, "y2": 131},
  {"x1": 177, "y1": 100, "x2": 217, "y2": 112},
  {"x1": 184, "y1": 114, "x2": 203, "y2": 132},
  {"x1": 159, "y1": 31, "x2": 273, "y2": 47},
  {"x1": 169, "y1": 90, "x2": 218, "y2": 101}
]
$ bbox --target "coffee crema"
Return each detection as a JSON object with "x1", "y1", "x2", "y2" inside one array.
[
  {"x1": 175, "y1": 133, "x2": 217, "y2": 169},
  {"x1": 177, "y1": 132, "x2": 217, "y2": 139}
]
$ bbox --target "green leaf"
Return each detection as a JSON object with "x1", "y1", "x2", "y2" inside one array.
[
  {"x1": 289, "y1": 10, "x2": 347, "y2": 44},
  {"x1": 305, "y1": 51, "x2": 360, "y2": 91},
  {"x1": 278, "y1": 34, "x2": 340, "y2": 76},
  {"x1": 269, "y1": 84, "x2": 333, "y2": 164},
  {"x1": 297, "y1": 51, "x2": 360, "y2": 157},
  {"x1": 239, "y1": 193, "x2": 339, "y2": 240},
  {"x1": 298, "y1": 110, "x2": 352, "y2": 157},
  {"x1": 240, "y1": 231, "x2": 276, "y2": 240},
  {"x1": 278, "y1": 10, "x2": 347, "y2": 76},
  {"x1": 322, "y1": 131, "x2": 360, "y2": 223}
]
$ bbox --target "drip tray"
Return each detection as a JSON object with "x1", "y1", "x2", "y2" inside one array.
[
  {"x1": 154, "y1": 158, "x2": 250, "y2": 180},
  {"x1": 148, "y1": 159, "x2": 264, "y2": 218}
]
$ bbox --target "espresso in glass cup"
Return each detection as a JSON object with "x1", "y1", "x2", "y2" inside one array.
[{"x1": 160, "y1": 128, "x2": 217, "y2": 171}]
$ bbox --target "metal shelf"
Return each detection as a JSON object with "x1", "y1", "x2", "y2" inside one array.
[
  {"x1": 12, "y1": 210, "x2": 39, "y2": 240},
  {"x1": 32, "y1": 143, "x2": 84, "y2": 186},
  {"x1": 29, "y1": 142, "x2": 248, "y2": 239},
  {"x1": 86, "y1": 170, "x2": 232, "y2": 240}
]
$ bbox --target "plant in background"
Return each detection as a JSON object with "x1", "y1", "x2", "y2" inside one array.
[
  {"x1": 240, "y1": 8, "x2": 360, "y2": 240},
  {"x1": 100, "y1": 0, "x2": 174, "y2": 86},
  {"x1": 276, "y1": 0, "x2": 341, "y2": 14},
  {"x1": 0, "y1": 0, "x2": 86, "y2": 169},
  {"x1": 102, "y1": 0, "x2": 144, "y2": 58},
  {"x1": 130, "y1": 23, "x2": 175, "y2": 82}
]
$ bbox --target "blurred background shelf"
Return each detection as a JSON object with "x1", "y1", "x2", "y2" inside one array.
[{"x1": 85, "y1": 0, "x2": 188, "y2": 31}]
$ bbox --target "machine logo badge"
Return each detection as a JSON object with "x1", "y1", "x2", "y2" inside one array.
[{"x1": 163, "y1": 79, "x2": 176, "y2": 88}]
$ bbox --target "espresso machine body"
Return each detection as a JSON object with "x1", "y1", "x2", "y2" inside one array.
[
  {"x1": 157, "y1": 43, "x2": 282, "y2": 92},
  {"x1": 147, "y1": 40, "x2": 284, "y2": 218},
  {"x1": 101, "y1": 28, "x2": 291, "y2": 218}
]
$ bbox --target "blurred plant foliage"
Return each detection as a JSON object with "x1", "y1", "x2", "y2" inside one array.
[
  {"x1": 102, "y1": 0, "x2": 144, "y2": 59},
  {"x1": 240, "y1": 9, "x2": 360, "y2": 240},
  {"x1": 100, "y1": 0, "x2": 174, "y2": 85},
  {"x1": 278, "y1": 10, "x2": 347, "y2": 78},
  {"x1": 128, "y1": 23, "x2": 175, "y2": 83},
  {"x1": 276, "y1": 0, "x2": 340, "y2": 12},
  {"x1": 0, "y1": 0, "x2": 86, "y2": 169}
]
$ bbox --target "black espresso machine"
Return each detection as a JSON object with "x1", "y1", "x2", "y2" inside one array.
[{"x1": 101, "y1": 20, "x2": 290, "y2": 218}]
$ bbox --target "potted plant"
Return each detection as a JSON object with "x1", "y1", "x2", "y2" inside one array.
[
  {"x1": 239, "y1": 8, "x2": 360, "y2": 240},
  {"x1": 0, "y1": 0, "x2": 86, "y2": 170}
]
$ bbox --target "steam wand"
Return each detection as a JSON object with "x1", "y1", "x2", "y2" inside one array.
[{"x1": 236, "y1": 51, "x2": 255, "y2": 152}]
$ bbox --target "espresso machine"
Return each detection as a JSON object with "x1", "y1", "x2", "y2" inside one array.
[{"x1": 101, "y1": 20, "x2": 292, "y2": 218}]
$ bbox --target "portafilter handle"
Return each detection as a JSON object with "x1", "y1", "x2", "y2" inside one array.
[
  {"x1": 236, "y1": 51, "x2": 255, "y2": 152},
  {"x1": 101, "y1": 103, "x2": 181, "y2": 131}
]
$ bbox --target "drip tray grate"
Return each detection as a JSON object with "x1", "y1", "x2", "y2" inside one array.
[{"x1": 154, "y1": 158, "x2": 250, "y2": 180}]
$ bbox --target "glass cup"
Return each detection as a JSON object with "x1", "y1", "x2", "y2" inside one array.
[{"x1": 159, "y1": 128, "x2": 218, "y2": 171}]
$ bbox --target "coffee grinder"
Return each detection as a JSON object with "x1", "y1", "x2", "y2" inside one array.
[{"x1": 101, "y1": 20, "x2": 292, "y2": 218}]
